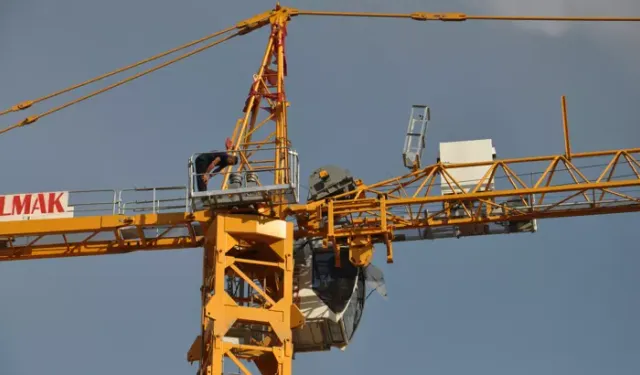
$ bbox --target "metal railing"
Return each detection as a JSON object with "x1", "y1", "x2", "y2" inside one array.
[
  {"x1": 119, "y1": 186, "x2": 189, "y2": 215},
  {"x1": 4, "y1": 153, "x2": 298, "y2": 221},
  {"x1": 187, "y1": 147, "x2": 299, "y2": 187},
  {"x1": 66, "y1": 189, "x2": 120, "y2": 216},
  {"x1": 187, "y1": 147, "x2": 300, "y2": 210},
  {"x1": 0, "y1": 147, "x2": 301, "y2": 221},
  {"x1": 66, "y1": 187, "x2": 189, "y2": 217}
]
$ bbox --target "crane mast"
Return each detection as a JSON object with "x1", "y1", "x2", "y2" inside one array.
[
  {"x1": 1, "y1": 4, "x2": 640, "y2": 375},
  {"x1": 223, "y1": 9, "x2": 291, "y2": 192},
  {"x1": 190, "y1": 9, "x2": 302, "y2": 374}
]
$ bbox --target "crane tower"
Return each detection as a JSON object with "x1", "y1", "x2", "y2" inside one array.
[{"x1": 1, "y1": 4, "x2": 640, "y2": 375}]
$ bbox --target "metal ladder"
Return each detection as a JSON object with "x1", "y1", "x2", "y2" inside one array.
[{"x1": 402, "y1": 105, "x2": 430, "y2": 170}]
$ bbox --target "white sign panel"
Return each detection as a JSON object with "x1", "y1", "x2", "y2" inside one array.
[
  {"x1": 0, "y1": 191, "x2": 75, "y2": 222},
  {"x1": 439, "y1": 139, "x2": 496, "y2": 194}
]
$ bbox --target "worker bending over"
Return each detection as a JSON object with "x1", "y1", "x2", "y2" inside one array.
[{"x1": 195, "y1": 151, "x2": 239, "y2": 191}]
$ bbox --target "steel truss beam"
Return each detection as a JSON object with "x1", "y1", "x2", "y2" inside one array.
[
  {"x1": 290, "y1": 148, "x2": 640, "y2": 266},
  {"x1": 2, "y1": 149, "x2": 639, "y2": 263},
  {"x1": 188, "y1": 213, "x2": 304, "y2": 375},
  {"x1": 222, "y1": 11, "x2": 292, "y2": 196},
  {"x1": 0, "y1": 212, "x2": 211, "y2": 261},
  {"x1": 0, "y1": 4, "x2": 639, "y2": 375}
]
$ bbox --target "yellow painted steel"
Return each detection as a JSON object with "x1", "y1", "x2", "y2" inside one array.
[
  {"x1": 0, "y1": 237, "x2": 199, "y2": 261},
  {"x1": 219, "y1": 8, "x2": 293, "y2": 215},
  {"x1": 0, "y1": 211, "x2": 211, "y2": 261},
  {"x1": 287, "y1": 148, "x2": 640, "y2": 266},
  {"x1": 190, "y1": 213, "x2": 304, "y2": 375},
  {"x1": 2, "y1": 149, "x2": 639, "y2": 264},
  {"x1": 2, "y1": 4, "x2": 640, "y2": 375},
  {"x1": 562, "y1": 96, "x2": 572, "y2": 160},
  {"x1": 5, "y1": 5, "x2": 640, "y2": 136}
]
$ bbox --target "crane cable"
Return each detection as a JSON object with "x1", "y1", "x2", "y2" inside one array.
[
  {"x1": 298, "y1": 10, "x2": 640, "y2": 22},
  {"x1": 3, "y1": 8, "x2": 640, "y2": 136},
  {"x1": 0, "y1": 25, "x2": 236, "y2": 117},
  {"x1": 0, "y1": 26, "x2": 240, "y2": 135}
]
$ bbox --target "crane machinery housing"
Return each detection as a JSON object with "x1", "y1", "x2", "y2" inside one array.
[{"x1": 2, "y1": 4, "x2": 640, "y2": 375}]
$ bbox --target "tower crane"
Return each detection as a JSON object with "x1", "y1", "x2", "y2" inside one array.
[{"x1": 2, "y1": 4, "x2": 640, "y2": 375}]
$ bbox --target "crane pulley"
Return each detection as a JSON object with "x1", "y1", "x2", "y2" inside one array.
[{"x1": 2, "y1": 3, "x2": 640, "y2": 375}]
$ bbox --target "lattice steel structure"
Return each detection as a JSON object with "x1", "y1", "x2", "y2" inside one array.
[{"x1": 2, "y1": 4, "x2": 640, "y2": 375}]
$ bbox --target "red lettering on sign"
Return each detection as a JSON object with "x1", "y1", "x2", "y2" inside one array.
[
  {"x1": 48, "y1": 192, "x2": 65, "y2": 213},
  {"x1": 0, "y1": 197, "x2": 7, "y2": 216},
  {"x1": 0, "y1": 191, "x2": 72, "y2": 221},
  {"x1": 12, "y1": 195, "x2": 32, "y2": 215},
  {"x1": 30, "y1": 193, "x2": 47, "y2": 215}
]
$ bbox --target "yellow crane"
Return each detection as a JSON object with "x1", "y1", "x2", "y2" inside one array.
[{"x1": 2, "y1": 4, "x2": 640, "y2": 374}]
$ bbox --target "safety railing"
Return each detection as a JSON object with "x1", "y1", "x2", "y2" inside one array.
[
  {"x1": 291, "y1": 149, "x2": 301, "y2": 203},
  {"x1": 67, "y1": 189, "x2": 120, "y2": 216},
  {"x1": 187, "y1": 146, "x2": 300, "y2": 210},
  {"x1": 0, "y1": 187, "x2": 189, "y2": 221},
  {"x1": 119, "y1": 186, "x2": 190, "y2": 216},
  {"x1": 0, "y1": 147, "x2": 301, "y2": 223},
  {"x1": 0, "y1": 189, "x2": 120, "y2": 220}
]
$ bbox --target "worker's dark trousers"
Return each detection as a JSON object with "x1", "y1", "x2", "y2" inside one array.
[{"x1": 195, "y1": 157, "x2": 208, "y2": 192}]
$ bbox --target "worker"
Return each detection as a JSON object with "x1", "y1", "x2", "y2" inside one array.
[{"x1": 194, "y1": 151, "x2": 239, "y2": 191}]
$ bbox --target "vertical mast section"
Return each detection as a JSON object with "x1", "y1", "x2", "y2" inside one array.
[
  {"x1": 222, "y1": 7, "x2": 292, "y2": 194},
  {"x1": 189, "y1": 9, "x2": 300, "y2": 372},
  {"x1": 189, "y1": 214, "x2": 304, "y2": 375}
]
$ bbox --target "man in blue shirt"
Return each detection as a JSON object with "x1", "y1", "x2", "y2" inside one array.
[{"x1": 194, "y1": 151, "x2": 239, "y2": 191}]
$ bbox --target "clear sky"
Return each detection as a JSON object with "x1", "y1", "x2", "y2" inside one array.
[{"x1": 1, "y1": 0, "x2": 640, "y2": 374}]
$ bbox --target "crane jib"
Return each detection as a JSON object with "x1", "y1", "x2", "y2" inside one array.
[{"x1": 2, "y1": 4, "x2": 640, "y2": 375}]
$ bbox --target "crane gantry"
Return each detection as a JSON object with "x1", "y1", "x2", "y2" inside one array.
[{"x1": 2, "y1": 4, "x2": 640, "y2": 375}]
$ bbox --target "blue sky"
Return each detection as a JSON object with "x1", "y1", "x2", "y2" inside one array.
[{"x1": 1, "y1": 0, "x2": 640, "y2": 374}]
